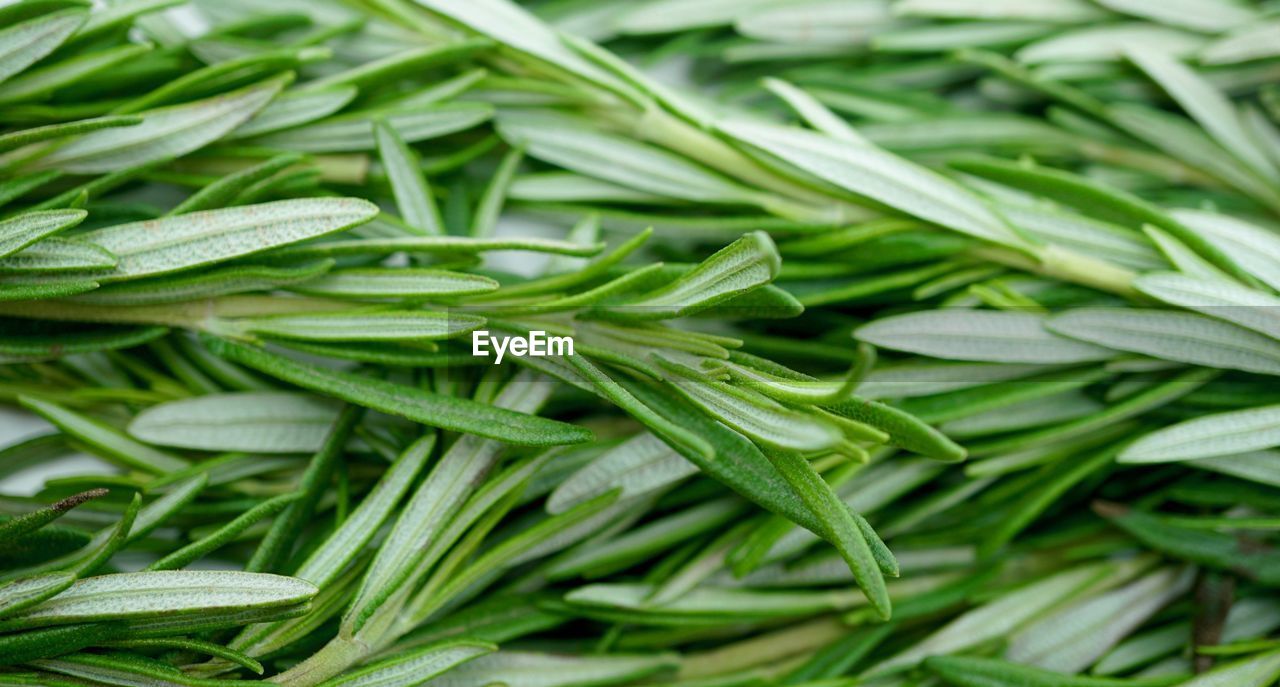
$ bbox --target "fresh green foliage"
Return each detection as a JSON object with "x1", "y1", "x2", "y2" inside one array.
[{"x1": 2, "y1": 1, "x2": 1280, "y2": 686}]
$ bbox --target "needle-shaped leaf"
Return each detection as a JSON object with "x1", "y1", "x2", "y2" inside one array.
[
  {"x1": 270, "y1": 235, "x2": 605, "y2": 260},
  {"x1": 659, "y1": 360, "x2": 843, "y2": 452},
  {"x1": 412, "y1": 0, "x2": 640, "y2": 102},
  {"x1": 1098, "y1": 0, "x2": 1257, "y2": 34},
  {"x1": 202, "y1": 336, "x2": 593, "y2": 446},
  {"x1": 0, "y1": 116, "x2": 141, "y2": 154},
  {"x1": 894, "y1": 0, "x2": 1108, "y2": 22},
  {"x1": 168, "y1": 153, "x2": 304, "y2": 216},
  {"x1": 1121, "y1": 404, "x2": 1280, "y2": 463},
  {"x1": 128, "y1": 391, "x2": 342, "y2": 453},
  {"x1": 925, "y1": 654, "x2": 1180, "y2": 687},
  {"x1": 290, "y1": 268, "x2": 498, "y2": 299},
  {"x1": 498, "y1": 110, "x2": 760, "y2": 205},
  {"x1": 1176, "y1": 649, "x2": 1280, "y2": 687},
  {"x1": 75, "y1": 197, "x2": 378, "y2": 281},
  {"x1": 230, "y1": 86, "x2": 358, "y2": 139},
  {"x1": 606, "y1": 231, "x2": 779, "y2": 320},
  {"x1": 0, "y1": 42, "x2": 153, "y2": 105},
  {"x1": 951, "y1": 157, "x2": 1257, "y2": 286},
  {"x1": 316, "y1": 639, "x2": 496, "y2": 687},
  {"x1": 69, "y1": 260, "x2": 334, "y2": 306},
  {"x1": 718, "y1": 119, "x2": 1031, "y2": 249},
  {"x1": 248, "y1": 103, "x2": 493, "y2": 152},
  {"x1": 1127, "y1": 47, "x2": 1277, "y2": 182},
  {"x1": 375, "y1": 119, "x2": 442, "y2": 236},
  {"x1": 0, "y1": 572, "x2": 76, "y2": 619},
  {"x1": 1135, "y1": 272, "x2": 1280, "y2": 340},
  {"x1": 18, "y1": 395, "x2": 189, "y2": 473},
  {"x1": 0, "y1": 8, "x2": 86, "y2": 85},
  {"x1": 1006, "y1": 566, "x2": 1193, "y2": 674},
  {"x1": 1048, "y1": 309, "x2": 1280, "y2": 376},
  {"x1": 0, "y1": 570, "x2": 316, "y2": 632},
  {"x1": 420, "y1": 650, "x2": 677, "y2": 687},
  {"x1": 147, "y1": 492, "x2": 300, "y2": 571},
  {"x1": 31, "y1": 75, "x2": 287, "y2": 173},
  {"x1": 0, "y1": 210, "x2": 86, "y2": 259},
  {"x1": 0, "y1": 238, "x2": 115, "y2": 273},
  {"x1": 242, "y1": 310, "x2": 485, "y2": 342},
  {"x1": 0, "y1": 624, "x2": 122, "y2": 667},
  {"x1": 1172, "y1": 209, "x2": 1280, "y2": 292},
  {"x1": 547, "y1": 432, "x2": 697, "y2": 515},
  {"x1": 857, "y1": 310, "x2": 1116, "y2": 364}
]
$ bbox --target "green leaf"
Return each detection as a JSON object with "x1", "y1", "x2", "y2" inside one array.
[
  {"x1": 0, "y1": 8, "x2": 86, "y2": 85},
  {"x1": 0, "y1": 238, "x2": 115, "y2": 273},
  {"x1": 169, "y1": 153, "x2": 304, "y2": 216},
  {"x1": 660, "y1": 360, "x2": 843, "y2": 453},
  {"x1": 763, "y1": 446, "x2": 891, "y2": 619},
  {"x1": 1121, "y1": 404, "x2": 1280, "y2": 463},
  {"x1": 951, "y1": 157, "x2": 1259, "y2": 286},
  {"x1": 412, "y1": 0, "x2": 640, "y2": 103},
  {"x1": 0, "y1": 572, "x2": 76, "y2": 618},
  {"x1": 375, "y1": 119, "x2": 443, "y2": 236},
  {"x1": 1006, "y1": 566, "x2": 1193, "y2": 674},
  {"x1": 290, "y1": 268, "x2": 498, "y2": 299},
  {"x1": 248, "y1": 103, "x2": 493, "y2": 152},
  {"x1": 0, "y1": 489, "x2": 107, "y2": 542},
  {"x1": 1126, "y1": 47, "x2": 1277, "y2": 182},
  {"x1": 69, "y1": 260, "x2": 335, "y2": 306},
  {"x1": 1176, "y1": 649, "x2": 1280, "y2": 687},
  {"x1": 606, "y1": 231, "x2": 780, "y2": 320},
  {"x1": 867, "y1": 561, "x2": 1130, "y2": 675},
  {"x1": 1016, "y1": 24, "x2": 1204, "y2": 64},
  {"x1": 317, "y1": 639, "x2": 496, "y2": 687},
  {"x1": 230, "y1": 86, "x2": 358, "y2": 139},
  {"x1": 1201, "y1": 21, "x2": 1280, "y2": 65},
  {"x1": 857, "y1": 310, "x2": 1115, "y2": 364},
  {"x1": 718, "y1": 119, "x2": 1031, "y2": 249},
  {"x1": 202, "y1": 336, "x2": 593, "y2": 446},
  {"x1": 925, "y1": 655, "x2": 1181, "y2": 687},
  {"x1": 735, "y1": 0, "x2": 891, "y2": 45},
  {"x1": 31, "y1": 74, "x2": 287, "y2": 173},
  {"x1": 76, "y1": 197, "x2": 378, "y2": 281},
  {"x1": 0, "y1": 570, "x2": 316, "y2": 632},
  {"x1": 0, "y1": 624, "x2": 122, "y2": 667},
  {"x1": 0, "y1": 210, "x2": 86, "y2": 259},
  {"x1": 1134, "y1": 272, "x2": 1280, "y2": 340},
  {"x1": 0, "y1": 42, "x2": 152, "y2": 105},
  {"x1": 242, "y1": 310, "x2": 484, "y2": 342},
  {"x1": 1097, "y1": 0, "x2": 1256, "y2": 33},
  {"x1": 498, "y1": 110, "x2": 760, "y2": 206},
  {"x1": 0, "y1": 115, "x2": 141, "y2": 153},
  {"x1": 894, "y1": 0, "x2": 1108, "y2": 22},
  {"x1": 1172, "y1": 209, "x2": 1280, "y2": 292},
  {"x1": 421, "y1": 650, "x2": 677, "y2": 687},
  {"x1": 547, "y1": 432, "x2": 696, "y2": 514},
  {"x1": 270, "y1": 235, "x2": 605, "y2": 260},
  {"x1": 128, "y1": 391, "x2": 342, "y2": 453},
  {"x1": 18, "y1": 395, "x2": 189, "y2": 473},
  {"x1": 1048, "y1": 309, "x2": 1280, "y2": 376},
  {"x1": 147, "y1": 492, "x2": 301, "y2": 571},
  {"x1": 565, "y1": 583, "x2": 870, "y2": 623}
]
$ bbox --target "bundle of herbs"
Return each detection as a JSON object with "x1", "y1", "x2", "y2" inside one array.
[{"x1": 2, "y1": 0, "x2": 1280, "y2": 686}]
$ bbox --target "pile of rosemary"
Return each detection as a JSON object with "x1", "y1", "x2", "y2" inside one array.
[{"x1": 2, "y1": 0, "x2": 1280, "y2": 685}]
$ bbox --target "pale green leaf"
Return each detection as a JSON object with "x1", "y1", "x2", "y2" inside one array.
[
  {"x1": 1120, "y1": 404, "x2": 1280, "y2": 463},
  {"x1": 857, "y1": 310, "x2": 1115, "y2": 364},
  {"x1": 128, "y1": 392, "x2": 342, "y2": 453},
  {"x1": 76, "y1": 198, "x2": 378, "y2": 281}
]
